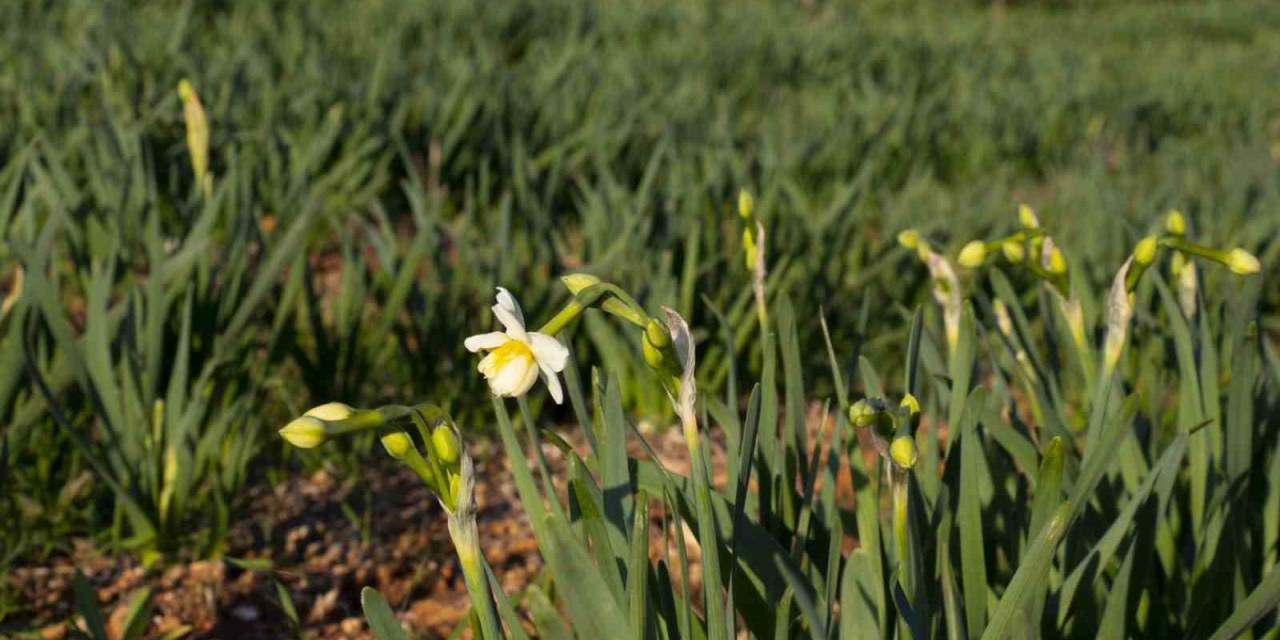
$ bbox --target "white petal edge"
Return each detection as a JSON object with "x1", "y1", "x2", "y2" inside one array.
[
  {"x1": 539, "y1": 360, "x2": 564, "y2": 404},
  {"x1": 528, "y1": 333, "x2": 569, "y2": 372},
  {"x1": 495, "y1": 287, "x2": 525, "y2": 325},
  {"x1": 492, "y1": 303, "x2": 527, "y2": 341},
  {"x1": 464, "y1": 332, "x2": 508, "y2": 352}
]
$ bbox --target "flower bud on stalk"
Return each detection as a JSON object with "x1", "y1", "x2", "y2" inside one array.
[
  {"x1": 849, "y1": 399, "x2": 878, "y2": 429},
  {"x1": 1226, "y1": 248, "x2": 1261, "y2": 276},
  {"x1": 1124, "y1": 235, "x2": 1159, "y2": 292},
  {"x1": 278, "y1": 402, "x2": 378, "y2": 448},
  {"x1": 1001, "y1": 239, "x2": 1026, "y2": 264},
  {"x1": 432, "y1": 425, "x2": 461, "y2": 466},
  {"x1": 1018, "y1": 203, "x2": 1041, "y2": 229},
  {"x1": 1165, "y1": 209, "x2": 1187, "y2": 237},
  {"x1": 957, "y1": 241, "x2": 987, "y2": 268}
]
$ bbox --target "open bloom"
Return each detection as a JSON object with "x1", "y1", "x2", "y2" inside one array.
[{"x1": 465, "y1": 288, "x2": 569, "y2": 403}]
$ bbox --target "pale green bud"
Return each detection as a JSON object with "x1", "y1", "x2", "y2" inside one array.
[
  {"x1": 738, "y1": 189, "x2": 754, "y2": 220},
  {"x1": 849, "y1": 400, "x2": 877, "y2": 429},
  {"x1": 1134, "y1": 235, "x2": 1159, "y2": 266},
  {"x1": 1046, "y1": 247, "x2": 1068, "y2": 275},
  {"x1": 305, "y1": 402, "x2": 354, "y2": 421},
  {"x1": 890, "y1": 435, "x2": 918, "y2": 469},
  {"x1": 1165, "y1": 210, "x2": 1186, "y2": 236},
  {"x1": 897, "y1": 229, "x2": 920, "y2": 250},
  {"x1": 1001, "y1": 239, "x2": 1025, "y2": 264},
  {"x1": 957, "y1": 241, "x2": 987, "y2": 268},
  {"x1": 645, "y1": 318, "x2": 671, "y2": 349},
  {"x1": 380, "y1": 431, "x2": 415, "y2": 460},
  {"x1": 561, "y1": 273, "x2": 601, "y2": 295},
  {"x1": 1018, "y1": 203, "x2": 1040, "y2": 229},
  {"x1": 279, "y1": 416, "x2": 326, "y2": 449},
  {"x1": 1226, "y1": 248, "x2": 1261, "y2": 275},
  {"x1": 432, "y1": 426, "x2": 461, "y2": 465}
]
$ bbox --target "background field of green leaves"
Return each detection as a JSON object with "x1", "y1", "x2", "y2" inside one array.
[{"x1": 1, "y1": 0, "x2": 1279, "y2": 623}]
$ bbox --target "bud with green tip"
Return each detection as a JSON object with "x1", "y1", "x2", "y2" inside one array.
[
  {"x1": 957, "y1": 241, "x2": 987, "y2": 268},
  {"x1": 1226, "y1": 248, "x2": 1261, "y2": 275}
]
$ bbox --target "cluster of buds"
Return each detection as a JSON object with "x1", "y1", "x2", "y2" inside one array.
[
  {"x1": 279, "y1": 402, "x2": 470, "y2": 513},
  {"x1": 898, "y1": 230, "x2": 963, "y2": 356},
  {"x1": 849, "y1": 394, "x2": 921, "y2": 471},
  {"x1": 561, "y1": 273, "x2": 688, "y2": 402},
  {"x1": 955, "y1": 204, "x2": 1069, "y2": 296}
]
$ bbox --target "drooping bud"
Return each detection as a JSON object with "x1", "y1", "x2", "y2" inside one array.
[
  {"x1": 1226, "y1": 248, "x2": 1261, "y2": 275},
  {"x1": 957, "y1": 241, "x2": 987, "y2": 268},
  {"x1": 432, "y1": 426, "x2": 461, "y2": 465},
  {"x1": 1001, "y1": 239, "x2": 1026, "y2": 264},
  {"x1": 380, "y1": 431, "x2": 415, "y2": 460},
  {"x1": 305, "y1": 402, "x2": 354, "y2": 422},
  {"x1": 1134, "y1": 235, "x2": 1159, "y2": 266},
  {"x1": 279, "y1": 416, "x2": 327, "y2": 449},
  {"x1": 561, "y1": 273, "x2": 602, "y2": 295}
]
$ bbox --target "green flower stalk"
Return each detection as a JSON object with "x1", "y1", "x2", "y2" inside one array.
[{"x1": 1160, "y1": 237, "x2": 1261, "y2": 276}]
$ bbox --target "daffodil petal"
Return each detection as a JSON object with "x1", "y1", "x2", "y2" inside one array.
[
  {"x1": 529, "y1": 333, "x2": 569, "y2": 372},
  {"x1": 490, "y1": 356, "x2": 538, "y2": 397},
  {"x1": 538, "y1": 360, "x2": 564, "y2": 404},
  {"x1": 464, "y1": 332, "x2": 508, "y2": 352},
  {"x1": 492, "y1": 304, "x2": 527, "y2": 342},
  {"x1": 495, "y1": 287, "x2": 524, "y2": 324}
]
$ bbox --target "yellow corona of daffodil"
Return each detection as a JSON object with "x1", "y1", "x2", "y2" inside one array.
[{"x1": 465, "y1": 288, "x2": 570, "y2": 403}]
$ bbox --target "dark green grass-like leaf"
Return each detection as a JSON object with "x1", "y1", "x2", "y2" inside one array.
[
  {"x1": 982, "y1": 501, "x2": 1072, "y2": 640},
  {"x1": 361, "y1": 587, "x2": 406, "y2": 640}
]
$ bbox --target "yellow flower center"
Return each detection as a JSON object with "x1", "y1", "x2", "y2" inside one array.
[{"x1": 490, "y1": 339, "x2": 534, "y2": 370}]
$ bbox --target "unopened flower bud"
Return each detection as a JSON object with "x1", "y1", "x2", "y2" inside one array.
[
  {"x1": 380, "y1": 431, "x2": 415, "y2": 460},
  {"x1": 645, "y1": 318, "x2": 671, "y2": 349},
  {"x1": 1001, "y1": 239, "x2": 1025, "y2": 264},
  {"x1": 279, "y1": 416, "x2": 327, "y2": 449},
  {"x1": 957, "y1": 241, "x2": 987, "y2": 268},
  {"x1": 305, "y1": 402, "x2": 354, "y2": 421},
  {"x1": 561, "y1": 273, "x2": 601, "y2": 295},
  {"x1": 849, "y1": 400, "x2": 877, "y2": 428},
  {"x1": 1134, "y1": 235, "x2": 1158, "y2": 266},
  {"x1": 1165, "y1": 210, "x2": 1186, "y2": 236},
  {"x1": 1226, "y1": 248, "x2": 1260, "y2": 275},
  {"x1": 900, "y1": 393, "x2": 920, "y2": 417},
  {"x1": 890, "y1": 435, "x2": 918, "y2": 469},
  {"x1": 738, "y1": 189, "x2": 754, "y2": 220},
  {"x1": 897, "y1": 229, "x2": 920, "y2": 250},
  {"x1": 1046, "y1": 247, "x2": 1068, "y2": 275},
  {"x1": 1018, "y1": 203, "x2": 1040, "y2": 229},
  {"x1": 432, "y1": 426, "x2": 461, "y2": 465}
]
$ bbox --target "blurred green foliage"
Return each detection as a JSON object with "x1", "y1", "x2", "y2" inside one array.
[{"x1": 0, "y1": 0, "x2": 1278, "y2": 598}]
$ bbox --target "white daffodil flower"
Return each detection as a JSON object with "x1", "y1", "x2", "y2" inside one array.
[{"x1": 465, "y1": 288, "x2": 570, "y2": 403}]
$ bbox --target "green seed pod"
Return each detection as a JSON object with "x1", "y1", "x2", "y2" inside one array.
[{"x1": 432, "y1": 426, "x2": 461, "y2": 465}]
